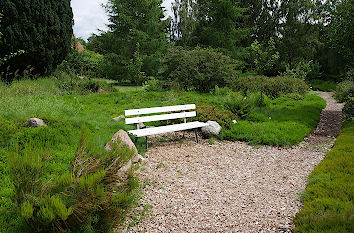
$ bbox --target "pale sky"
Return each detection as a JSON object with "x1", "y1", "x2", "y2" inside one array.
[{"x1": 71, "y1": 0, "x2": 174, "y2": 40}]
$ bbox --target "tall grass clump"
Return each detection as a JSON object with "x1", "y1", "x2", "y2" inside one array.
[{"x1": 294, "y1": 122, "x2": 354, "y2": 232}]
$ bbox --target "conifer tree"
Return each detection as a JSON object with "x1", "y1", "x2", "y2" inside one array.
[
  {"x1": 104, "y1": 0, "x2": 168, "y2": 83},
  {"x1": 0, "y1": 0, "x2": 73, "y2": 80}
]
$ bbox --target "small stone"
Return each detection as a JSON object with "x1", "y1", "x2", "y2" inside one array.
[
  {"x1": 139, "y1": 122, "x2": 146, "y2": 129},
  {"x1": 113, "y1": 115, "x2": 125, "y2": 121},
  {"x1": 27, "y1": 118, "x2": 47, "y2": 127}
]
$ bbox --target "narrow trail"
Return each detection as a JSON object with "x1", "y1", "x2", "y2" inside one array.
[{"x1": 126, "y1": 92, "x2": 343, "y2": 233}]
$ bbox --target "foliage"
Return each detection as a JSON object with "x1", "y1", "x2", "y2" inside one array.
[
  {"x1": 334, "y1": 80, "x2": 354, "y2": 103},
  {"x1": 195, "y1": 105, "x2": 237, "y2": 129},
  {"x1": 250, "y1": 38, "x2": 280, "y2": 76},
  {"x1": 228, "y1": 75, "x2": 309, "y2": 99},
  {"x1": 102, "y1": 0, "x2": 168, "y2": 84},
  {"x1": 224, "y1": 92, "x2": 270, "y2": 118},
  {"x1": 142, "y1": 77, "x2": 163, "y2": 92},
  {"x1": 0, "y1": 0, "x2": 73, "y2": 80},
  {"x1": 171, "y1": 0, "x2": 250, "y2": 60},
  {"x1": 294, "y1": 122, "x2": 354, "y2": 232},
  {"x1": 310, "y1": 79, "x2": 337, "y2": 92},
  {"x1": 221, "y1": 93, "x2": 326, "y2": 146},
  {"x1": 7, "y1": 127, "x2": 138, "y2": 232},
  {"x1": 163, "y1": 47, "x2": 240, "y2": 92},
  {"x1": 328, "y1": 0, "x2": 354, "y2": 70},
  {"x1": 284, "y1": 60, "x2": 319, "y2": 80},
  {"x1": 61, "y1": 49, "x2": 104, "y2": 78},
  {"x1": 343, "y1": 98, "x2": 354, "y2": 123}
]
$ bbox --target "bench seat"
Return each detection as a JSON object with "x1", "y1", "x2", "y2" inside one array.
[{"x1": 128, "y1": 121, "x2": 209, "y2": 137}]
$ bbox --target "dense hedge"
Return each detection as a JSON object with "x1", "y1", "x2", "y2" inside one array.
[
  {"x1": 228, "y1": 75, "x2": 309, "y2": 98},
  {"x1": 294, "y1": 122, "x2": 354, "y2": 232}
]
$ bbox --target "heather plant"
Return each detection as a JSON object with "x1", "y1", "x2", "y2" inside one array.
[{"x1": 7, "y1": 127, "x2": 139, "y2": 232}]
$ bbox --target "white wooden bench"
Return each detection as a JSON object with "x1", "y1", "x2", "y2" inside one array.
[{"x1": 124, "y1": 104, "x2": 208, "y2": 150}]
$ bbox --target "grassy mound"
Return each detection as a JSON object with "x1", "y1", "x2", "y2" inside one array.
[{"x1": 294, "y1": 122, "x2": 354, "y2": 232}]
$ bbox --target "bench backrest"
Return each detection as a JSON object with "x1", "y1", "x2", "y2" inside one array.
[{"x1": 125, "y1": 104, "x2": 196, "y2": 127}]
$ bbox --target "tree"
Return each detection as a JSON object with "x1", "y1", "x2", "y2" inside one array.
[
  {"x1": 0, "y1": 0, "x2": 73, "y2": 80},
  {"x1": 103, "y1": 0, "x2": 168, "y2": 84},
  {"x1": 328, "y1": 0, "x2": 354, "y2": 70}
]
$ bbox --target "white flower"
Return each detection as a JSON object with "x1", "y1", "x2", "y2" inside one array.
[
  {"x1": 269, "y1": 117, "x2": 271, "y2": 119},
  {"x1": 232, "y1": 120, "x2": 237, "y2": 124},
  {"x1": 74, "y1": 97, "x2": 76, "y2": 99}
]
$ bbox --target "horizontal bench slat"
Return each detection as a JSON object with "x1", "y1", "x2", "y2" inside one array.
[
  {"x1": 125, "y1": 111, "x2": 196, "y2": 124},
  {"x1": 128, "y1": 121, "x2": 209, "y2": 137},
  {"x1": 124, "y1": 104, "x2": 196, "y2": 116}
]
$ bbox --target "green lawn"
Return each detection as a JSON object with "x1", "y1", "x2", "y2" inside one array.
[
  {"x1": 0, "y1": 77, "x2": 326, "y2": 232},
  {"x1": 294, "y1": 122, "x2": 354, "y2": 233}
]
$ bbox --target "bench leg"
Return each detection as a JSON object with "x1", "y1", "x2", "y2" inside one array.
[
  {"x1": 194, "y1": 129, "x2": 199, "y2": 143},
  {"x1": 146, "y1": 136, "x2": 148, "y2": 151}
]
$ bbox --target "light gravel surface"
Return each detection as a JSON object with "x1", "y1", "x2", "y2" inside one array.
[{"x1": 124, "y1": 92, "x2": 343, "y2": 233}]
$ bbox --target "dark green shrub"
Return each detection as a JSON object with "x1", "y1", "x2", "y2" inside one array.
[
  {"x1": 245, "y1": 112, "x2": 270, "y2": 122},
  {"x1": 163, "y1": 47, "x2": 240, "y2": 92},
  {"x1": 195, "y1": 105, "x2": 238, "y2": 129},
  {"x1": 309, "y1": 79, "x2": 337, "y2": 92},
  {"x1": 343, "y1": 98, "x2": 354, "y2": 123},
  {"x1": 334, "y1": 80, "x2": 354, "y2": 102},
  {"x1": 228, "y1": 75, "x2": 309, "y2": 98}
]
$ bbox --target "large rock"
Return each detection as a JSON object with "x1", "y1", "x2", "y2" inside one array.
[
  {"x1": 105, "y1": 129, "x2": 141, "y2": 164},
  {"x1": 201, "y1": 121, "x2": 221, "y2": 136},
  {"x1": 27, "y1": 118, "x2": 47, "y2": 127}
]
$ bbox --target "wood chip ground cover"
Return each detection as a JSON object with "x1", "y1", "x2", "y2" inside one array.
[{"x1": 125, "y1": 92, "x2": 344, "y2": 232}]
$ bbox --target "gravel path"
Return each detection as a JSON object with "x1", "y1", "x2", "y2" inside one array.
[{"x1": 126, "y1": 92, "x2": 343, "y2": 232}]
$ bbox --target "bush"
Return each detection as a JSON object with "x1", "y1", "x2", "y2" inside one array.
[
  {"x1": 334, "y1": 80, "x2": 354, "y2": 102},
  {"x1": 142, "y1": 77, "x2": 163, "y2": 92},
  {"x1": 224, "y1": 92, "x2": 270, "y2": 118},
  {"x1": 228, "y1": 75, "x2": 309, "y2": 98},
  {"x1": 310, "y1": 79, "x2": 337, "y2": 92},
  {"x1": 60, "y1": 49, "x2": 104, "y2": 78},
  {"x1": 8, "y1": 127, "x2": 139, "y2": 232},
  {"x1": 163, "y1": 47, "x2": 240, "y2": 92},
  {"x1": 284, "y1": 60, "x2": 322, "y2": 81},
  {"x1": 195, "y1": 105, "x2": 238, "y2": 129},
  {"x1": 294, "y1": 122, "x2": 354, "y2": 232},
  {"x1": 343, "y1": 98, "x2": 354, "y2": 123},
  {"x1": 250, "y1": 38, "x2": 280, "y2": 76}
]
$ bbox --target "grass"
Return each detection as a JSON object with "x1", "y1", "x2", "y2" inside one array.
[
  {"x1": 221, "y1": 93, "x2": 326, "y2": 146},
  {"x1": 293, "y1": 122, "x2": 354, "y2": 233},
  {"x1": 310, "y1": 79, "x2": 337, "y2": 92},
  {"x1": 0, "y1": 76, "x2": 326, "y2": 232}
]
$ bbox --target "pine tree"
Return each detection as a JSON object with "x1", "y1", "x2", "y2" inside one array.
[
  {"x1": 0, "y1": 0, "x2": 73, "y2": 80},
  {"x1": 104, "y1": 0, "x2": 168, "y2": 84}
]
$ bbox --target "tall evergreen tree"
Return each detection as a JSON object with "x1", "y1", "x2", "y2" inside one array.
[
  {"x1": 0, "y1": 0, "x2": 73, "y2": 80},
  {"x1": 104, "y1": 0, "x2": 168, "y2": 83}
]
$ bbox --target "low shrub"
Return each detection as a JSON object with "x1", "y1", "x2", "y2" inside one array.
[
  {"x1": 7, "y1": 127, "x2": 139, "y2": 232},
  {"x1": 334, "y1": 80, "x2": 354, "y2": 102},
  {"x1": 343, "y1": 98, "x2": 354, "y2": 123},
  {"x1": 163, "y1": 47, "x2": 240, "y2": 92},
  {"x1": 142, "y1": 77, "x2": 163, "y2": 92},
  {"x1": 309, "y1": 79, "x2": 337, "y2": 92},
  {"x1": 284, "y1": 60, "x2": 322, "y2": 81},
  {"x1": 228, "y1": 75, "x2": 309, "y2": 98},
  {"x1": 195, "y1": 105, "x2": 238, "y2": 129},
  {"x1": 294, "y1": 122, "x2": 354, "y2": 232},
  {"x1": 224, "y1": 92, "x2": 270, "y2": 118}
]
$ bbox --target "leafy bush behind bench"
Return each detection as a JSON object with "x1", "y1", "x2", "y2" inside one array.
[{"x1": 227, "y1": 75, "x2": 309, "y2": 98}]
